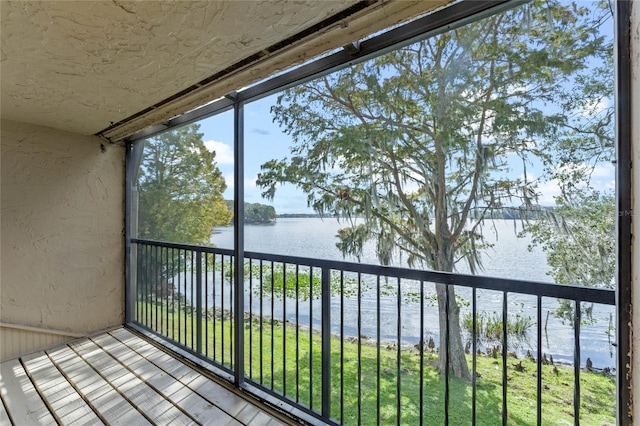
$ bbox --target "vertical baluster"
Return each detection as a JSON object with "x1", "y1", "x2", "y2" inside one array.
[
  {"x1": 196, "y1": 251, "x2": 203, "y2": 355},
  {"x1": 160, "y1": 246, "x2": 164, "y2": 336},
  {"x1": 283, "y1": 264, "x2": 287, "y2": 397},
  {"x1": 321, "y1": 267, "x2": 331, "y2": 420},
  {"x1": 230, "y1": 257, "x2": 235, "y2": 370},
  {"x1": 154, "y1": 244, "x2": 158, "y2": 333},
  {"x1": 167, "y1": 246, "x2": 170, "y2": 336},
  {"x1": 155, "y1": 244, "x2": 159, "y2": 333},
  {"x1": 296, "y1": 263, "x2": 300, "y2": 403},
  {"x1": 205, "y1": 251, "x2": 209, "y2": 358},
  {"x1": 169, "y1": 248, "x2": 173, "y2": 341},
  {"x1": 574, "y1": 301, "x2": 581, "y2": 426},
  {"x1": 183, "y1": 249, "x2": 188, "y2": 346},
  {"x1": 260, "y1": 259, "x2": 264, "y2": 385},
  {"x1": 472, "y1": 287, "x2": 477, "y2": 425},
  {"x1": 271, "y1": 260, "x2": 275, "y2": 390},
  {"x1": 213, "y1": 253, "x2": 217, "y2": 361},
  {"x1": 166, "y1": 247, "x2": 170, "y2": 337},
  {"x1": 221, "y1": 254, "x2": 225, "y2": 365},
  {"x1": 309, "y1": 266, "x2": 314, "y2": 411},
  {"x1": 340, "y1": 270, "x2": 345, "y2": 424},
  {"x1": 419, "y1": 280, "x2": 424, "y2": 426},
  {"x1": 377, "y1": 275, "x2": 381, "y2": 426},
  {"x1": 164, "y1": 246, "x2": 168, "y2": 336},
  {"x1": 502, "y1": 292, "x2": 508, "y2": 426},
  {"x1": 177, "y1": 248, "x2": 182, "y2": 344},
  {"x1": 537, "y1": 295, "x2": 542, "y2": 426},
  {"x1": 140, "y1": 244, "x2": 144, "y2": 326},
  {"x1": 135, "y1": 244, "x2": 144, "y2": 323},
  {"x1": 396, "y1": 276, "x2": 401, "y2": 426},
  {"x1": 444, "y1": 285, "x2": 450, "y2": 426},
  {"x1": 249, "y1": 258, "x2": 253, "y2": 380},
  {"x1": 144, "y1": 245, "x2": 149, "y2": 327},
  {"x1": 357, "y1": 272, "x2": 362, "y2": 426},
  {"x1": 191, "y1": 250, "x2": 195, "y2": 350}
]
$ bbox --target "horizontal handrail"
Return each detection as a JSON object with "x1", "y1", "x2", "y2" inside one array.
[
  {"x1": 132, "y1": 238, "x2": 615, "y2": 305},
  {"x1": 132, "y1": 238, "x2": 234, "y2": 256}
]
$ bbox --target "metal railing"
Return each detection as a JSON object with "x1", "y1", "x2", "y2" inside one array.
[{"x1": 131, "y1": 238, "x2": 616, "y2": 425}]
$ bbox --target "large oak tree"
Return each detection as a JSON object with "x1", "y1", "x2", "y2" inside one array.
[
  {"x1": 257, "y1": 0, "x2": 610, "y2": 379},
  {"x1": 138, "y1": 123, "x2": 232, "y2": 244}
]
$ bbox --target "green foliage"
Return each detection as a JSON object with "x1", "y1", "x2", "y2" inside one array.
[
  {"x1": 525, "y1": 190, "x2": 615, "y2": 322},
  {"x1": 528, "y1": 191, "x2": 614, "y2": 289},
  {"x1": 518, "y1": 1, "x2": 614, "y2": 322},
  {"x1": 137, "y1": 123, "x2": 232, "y2": 245},
  {"x1": 257, "y1": 0, "x2": 611, "y2": 379},
  {"x1": 226, "y1": 201, "x2": 277, "y2": 224},
  {"x1": 462, "y1": 311, "x2": 534, "y2": 345},
  {"x1": 214, "y1": 260, "x2": 361, "y2": 300},
  {"x1": 142, "y1": 303, "x2": 617, "y2": 425}
]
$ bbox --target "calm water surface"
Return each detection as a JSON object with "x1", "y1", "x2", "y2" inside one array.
[{"x1": 206, "y1": 218, "x2": 615, "y2": 369}]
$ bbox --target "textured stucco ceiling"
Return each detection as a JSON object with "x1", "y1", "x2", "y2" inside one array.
[{"x1": 1, "y1": 0, "x2": 451, "y2": 139}]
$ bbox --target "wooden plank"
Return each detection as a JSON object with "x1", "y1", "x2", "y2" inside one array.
[
  {"x1": 46, "y1": 347, "x2": 87, "y2": 380},
  {"x1": 48, "y1": 346, "x2": 151, "y2": 426},
  {"x1": 0, "y1": 391, "x2": 12, "y2": 426},
  {"x1": 110, "y1": 329, "x2": 286, "y2": 425},
  {"x1": 70, "y1": 338, "x2": 195, "y2": 426},
  {"x1": 93, "y1": 333, "x2": 241, "y2": 425},
  {"x1": 234, "y1": 402, "x2": 287, "y2": 426},
  {"x1": 22, "y1": 353, "x2": 104, "y2": 425},
  {"x1": 0, "y1": 358, "x2": 56, "y2": 425}
]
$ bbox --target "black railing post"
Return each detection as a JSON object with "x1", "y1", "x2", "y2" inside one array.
[
  {"x1": 125, "y1": 140, "x2": 144, "y2": 324},
  {"x1": 614, "y1": 1, "x2": 632, "y2": 424},
  {"x1": 321, "y1": 266, "x2": 331, "y2": 420},
  {"x1": 233, "y1": 98, "x2": 245, "y2": 385},
  {"x1": 574, "y1": 301, "x2": 581, "y2": 425},
  {"x1": 196, "y1": 251, "x2": 203, "y2": 354}
]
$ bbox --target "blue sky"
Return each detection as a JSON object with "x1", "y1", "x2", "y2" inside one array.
[{"x1": 198, "y1": 94, "x2": 315, "y2": 214}]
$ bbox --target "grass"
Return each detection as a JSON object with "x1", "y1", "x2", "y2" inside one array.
[{"x1": 137, "y1": 302, "x2": 616, "y2": 425}]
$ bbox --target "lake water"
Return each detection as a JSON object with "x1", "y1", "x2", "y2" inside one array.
[{"x1": 208, "y1": 218, "x2": 616, "y2": 369}]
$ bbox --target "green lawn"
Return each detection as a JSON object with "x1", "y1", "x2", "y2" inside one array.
[{"x1": 137, "y1": 303, "x2": 616, "y2": 425}]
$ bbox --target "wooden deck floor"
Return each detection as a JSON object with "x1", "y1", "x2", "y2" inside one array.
[{"x1": 0, "y1": 327, "x2": 291, "y2": 425}]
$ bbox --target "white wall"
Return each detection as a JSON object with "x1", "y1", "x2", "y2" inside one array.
[{"x1": 0, "y1": 119, "x2": 125, "y2": 360}]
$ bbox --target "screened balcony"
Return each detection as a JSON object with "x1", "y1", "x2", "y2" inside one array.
[{"x1": 1, "y1": 1, "x2": 636, "y2": 425}]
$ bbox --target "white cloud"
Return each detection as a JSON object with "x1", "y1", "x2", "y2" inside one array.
[
  {"x1": 580, "y1": 97, "x2": 610, "y2": 117},
  {"x1": 591, "y1": 164, "x2": 614, "y2": 178},
  {"x1": 550, "y1": 162, "x2": 613, "y2": 181},
  {"x1": 245, "y1": 176, "x2": 257, "y2": 189},
  {"x1": 535, "y1": 179, "x2": 562, "y2": 205},
  {"x1": 524, "y1": 163, "x2": 615, "y2": 206},
  {"x1": 203, "y1": 140, "x2": 234, "y2": 165},
  {"x1": 224, "y1": 173, "x2": 234, "y2": 189}
]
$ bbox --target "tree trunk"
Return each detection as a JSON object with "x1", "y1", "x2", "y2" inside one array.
[{"x1": 435, "y1": 283, "x2": 472, "y2": 381}]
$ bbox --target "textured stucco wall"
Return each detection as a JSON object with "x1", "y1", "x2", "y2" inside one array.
[{"x1": 0, "y1": 119, "x2": 124, "y2": 358}]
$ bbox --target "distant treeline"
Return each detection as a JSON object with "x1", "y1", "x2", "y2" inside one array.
[
  {"x1": 278, "y1": 208, "x2": 552, "y2": 220},
  {"x1": 225, "y1": 201, "x2": 276, "y2": 224},
  {"x1": 277, "y1": 213, "x2": 323, "y2": 218},
  {"x1": 278, "y1": 206, "x2": 554, "y2": 219},
  {"x1": 225, "y1": 205, "x2": 551, "y2": 224}
]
